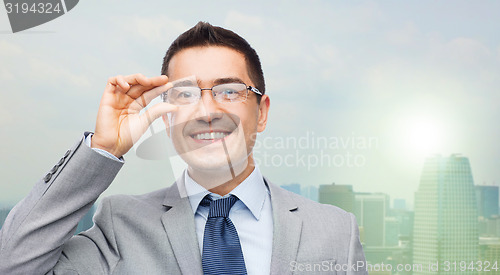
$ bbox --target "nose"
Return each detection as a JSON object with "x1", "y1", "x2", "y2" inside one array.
[{"x1": 194, "y1": 90, "x2": 223, "y2": 123}]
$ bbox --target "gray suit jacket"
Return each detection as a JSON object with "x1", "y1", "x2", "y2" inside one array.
[{"x1": 0, "y1": 136, "x2": 367, "y2": 274}]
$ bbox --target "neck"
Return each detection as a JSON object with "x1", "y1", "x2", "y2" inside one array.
[{"x1": 188, "y1": 155, "x2": 256, "y2": 196}]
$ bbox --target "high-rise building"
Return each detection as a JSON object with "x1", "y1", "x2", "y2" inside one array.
[
  {"x1": 355, "y1": 193, "x2": 389, "y2": 247},
  {"x1": 385, "y1": 216, "x2": 400, "y2": 247},
  {"x1": 301, "y1": 185, "x2": 318, "y2": 202},
  {"x1": 318, "y1": 183, "x2": 355, "y2": 213},
  {"x1": 479, "y1": 216, "x2": 500, "y2": 238},
  {"x1": 413, "y1": 155, "x2": 479, "y2": 275},
  {"x1": 280, "y1": 183, "x2": 301, "y2": 196},
  {"x1": 393, "y1": 198, "x2": 407, "y2": 211},
  {"x1": 476, "y1": 185, "x2": 499, "y2": 218}
]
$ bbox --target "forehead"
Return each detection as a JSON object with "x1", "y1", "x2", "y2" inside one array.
[{"x1": 167, "y1": 46, "x2": 252, "y2": 85}]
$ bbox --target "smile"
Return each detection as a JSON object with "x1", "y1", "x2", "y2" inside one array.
[{"x1": 191, "y1": 131, "x2": 231, "y2": 141}]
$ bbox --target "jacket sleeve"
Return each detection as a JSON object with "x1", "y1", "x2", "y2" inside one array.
[
  {"x1": 347, "y1": 213, "x2": 368, "y2": 274},
  {"x1": 0, "y1": 134, "x2": 123, "y2": 275},
  {"x1": 50, "y1": 197, "x2": 121, "y2": 275}
]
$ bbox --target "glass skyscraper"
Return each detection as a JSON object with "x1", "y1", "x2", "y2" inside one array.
[
  {"x1": 318, "y1": 183, "x2": 355, "y2": 213},
  {"x1": 355, "y1": 193, "x2": 389, "y2": 247},
  {"x1": 475, "y1": 185, "x2": 499, "y2": 219},
  {"x1": 413, "y1": 155, "x2": 479, "y2": 275}
]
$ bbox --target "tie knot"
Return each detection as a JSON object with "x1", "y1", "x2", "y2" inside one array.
[{"x1": 201, "y1": 195, "x2": 239, "y2": 218}]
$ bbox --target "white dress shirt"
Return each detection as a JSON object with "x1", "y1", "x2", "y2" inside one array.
[{"x1": 184, "y1": 167, "x2": 273, "y2": 275}]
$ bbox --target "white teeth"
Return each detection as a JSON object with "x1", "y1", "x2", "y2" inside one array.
[{"x1": 193, "y1": 132, "x2": 228, "y2": 140}]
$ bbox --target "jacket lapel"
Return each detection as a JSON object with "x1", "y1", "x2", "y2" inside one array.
[
  {"x1": 267, "y1": 179, "x2": 303, "y2": 274},
  {"x1": 159, "y1": 176, "x2": 303, "y2": 274},
  {"x1": 161, "y1": 177, "x2": 203, "y2": 275}
]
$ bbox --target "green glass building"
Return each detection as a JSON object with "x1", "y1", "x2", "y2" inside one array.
[{"x1": 413, "y1": 155, "x2": 479, "y2": 275}]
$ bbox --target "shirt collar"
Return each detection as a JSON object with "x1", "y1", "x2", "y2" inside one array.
[{"x1": 184, "y1": 166, "x2": 268, "y2": 220}]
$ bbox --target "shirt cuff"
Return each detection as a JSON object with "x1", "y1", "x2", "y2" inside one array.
[{"x1": 84, "y1": 133, "x2": 124, "y2": 163}]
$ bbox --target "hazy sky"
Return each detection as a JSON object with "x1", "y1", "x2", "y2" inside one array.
[{"x1": 1, "y1": 0, "x2": 499, "y2": 208}]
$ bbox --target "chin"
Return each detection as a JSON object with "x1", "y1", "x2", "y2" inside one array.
[{"x1": 182, "y1": 145, "x2": 249, "y2": 172}]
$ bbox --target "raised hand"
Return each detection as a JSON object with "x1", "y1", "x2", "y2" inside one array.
[{"x1": 91, "y1": 74, "x2": 178, "y2": 158}]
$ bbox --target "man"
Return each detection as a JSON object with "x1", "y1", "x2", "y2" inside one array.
[{"x1": 0, "y1": 22, "x2": 366, "y2": 274}]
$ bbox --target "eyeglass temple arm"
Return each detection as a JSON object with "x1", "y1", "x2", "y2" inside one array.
[{"x1": 248, "y1": 86, "x2": 262, "y2": 96}]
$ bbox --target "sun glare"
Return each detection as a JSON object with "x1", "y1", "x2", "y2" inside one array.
[{"x1": 402, "y1": 115, "x2": 446, "y2": 157}]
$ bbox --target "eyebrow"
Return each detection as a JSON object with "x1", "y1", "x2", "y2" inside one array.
[
  {"x1": 172, "y1": 77, "x2": 246, "y2": 88},
  {"x1": 172, "y1": 79, "x2": 198, "y2": 87},
  {"x1": 213, "y1": 77, "x2": 246, "y2": 85}
]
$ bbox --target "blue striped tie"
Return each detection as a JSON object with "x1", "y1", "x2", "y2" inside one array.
[{"x1": 201, "y1": 195, "x2": 247, "y2": 275}]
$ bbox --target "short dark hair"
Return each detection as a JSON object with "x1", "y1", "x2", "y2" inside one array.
[{"x1": 161, "y1": 22, "x2": 265, "y2": 101}]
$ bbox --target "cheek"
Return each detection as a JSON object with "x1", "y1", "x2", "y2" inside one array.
[
  {"x1": 168, "y1": 113, "x2": 187, "y2": 137},
  {"x1": 171, "y1": 107, "x2": 194, "y2": 123},
  {"x1": 239, "y1": 110, "x2": 259, "y2": 136}
]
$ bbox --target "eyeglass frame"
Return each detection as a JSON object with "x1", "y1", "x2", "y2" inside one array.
[{"x1": 161, "y1": 82, "x2": 263, "y2": 105}]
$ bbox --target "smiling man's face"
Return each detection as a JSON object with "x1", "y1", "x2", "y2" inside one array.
[{"x1": 164, "y1": 46, "x2": 269, "y2": 182}]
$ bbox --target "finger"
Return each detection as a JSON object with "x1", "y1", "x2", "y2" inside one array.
[
  {"x1": 108, "y1": 75, "x2": 130, "y2": 91},
  {"x1": 104, "y1": 80, "x2": 117, "y2": 94},
  {"x1": 135, "y1": 82, "x2": 173, "y2": 107},
  {"x1": 124, "y1": 73, "x2": 151, "y2": 87},
  {"x1": 126, "y1": 75, "x2": 169, "y2": 99},
  {"x1": 124, "y1": 74, "x2": 167, "y2": 89},
  {"x1": 126, "y1": 84, "x2": 150, "y2": 99},
  {"x1": 149, "y1": 75, "x2": 169, "y2": 86}
]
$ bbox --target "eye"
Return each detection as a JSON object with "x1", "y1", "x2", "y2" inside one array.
[
  {"x1": 170, "y1": 87, "x2": 196, "y2": 99},
  {"x1": 214, "y1": 83, "x2": 246, "y2": 101},
  {"x1": 166, "y1": 87, "x2": 200, "y2": 105},
  {"x1": 177, "y1": 91, "x2": 194, "y2": 98},
  {"x1": 221, "y1": 89, "x2": 238, "y2": 96}
]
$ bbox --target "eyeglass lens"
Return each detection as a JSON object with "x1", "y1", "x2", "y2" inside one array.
[{"x1": 164, "y1": 83, "x2": 248, "y2": 105}]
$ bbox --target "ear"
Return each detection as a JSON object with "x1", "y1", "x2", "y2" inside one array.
[
  {"x1": 162, "y1": 114, "x2": 171, "y2": 137},
  {"x1": 257, "y1": 95, "x2": 270, "y2": 132}
]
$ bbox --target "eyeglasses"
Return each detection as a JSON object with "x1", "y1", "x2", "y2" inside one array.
[{"x1": 162, "y1": 83, "x2": 262, "y2": 105}]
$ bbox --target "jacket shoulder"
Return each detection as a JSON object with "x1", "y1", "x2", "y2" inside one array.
[{"x1": 98, "y1": 184, "x2": 175, "y2": 214}]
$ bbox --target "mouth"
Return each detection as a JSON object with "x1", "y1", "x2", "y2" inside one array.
[
  {"x1": 189, "y1": 130, "x2": 233, "y2": 143},
  {"x1": 180, "y1": 113, "x2": 241, "y2": 146}
]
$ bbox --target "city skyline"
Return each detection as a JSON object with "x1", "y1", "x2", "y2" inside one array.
[
  {"x1": 1, "y1": 153, "x2": 498, "y2": 210},
  {"x1": 2, "y1": 154, "x2": 499, "y2": 273},
  {"x1": 314, "y1": 155, "x2": 498, "y2": 274}
]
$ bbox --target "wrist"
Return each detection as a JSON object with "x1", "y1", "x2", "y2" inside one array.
[{"x1": 90, "y1": 135, "x2": 122, "y2": 159}]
